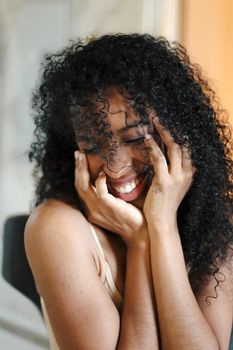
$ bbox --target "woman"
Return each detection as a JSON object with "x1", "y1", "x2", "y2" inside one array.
[{"x1": 25, "y1": 34, "x2": 233, "y2": 349}]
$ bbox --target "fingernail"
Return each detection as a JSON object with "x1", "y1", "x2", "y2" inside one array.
[
  {"x1": 144, "y1": 134, "x2": 152, "y2": 140},
  {"x1": 79, "y1": 153, "x2": 84, "y2": 161},
  {"x1": 74, "y1": 151, "x2": 79, "y2": 160},
  {"x1": 99, "y1": 170, "x2": 104, "y2": 176}
]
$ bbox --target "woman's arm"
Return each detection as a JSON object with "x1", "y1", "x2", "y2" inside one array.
[
  {"x1": 75, "y1": 153, "x2": 160, "y2": 349},
  {"x1": 143, "y1": 118, "x2": 233, "y2": 350},
  {"x1": 147, "y1": 219, "x2": 232, "y2": 350},
  {"x1": 117, "y1": 226, "x2": 159, "y2": 350}
]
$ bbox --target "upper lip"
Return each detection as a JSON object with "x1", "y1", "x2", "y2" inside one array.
[
  {"x1": 107, "y1": 174, "x2": 139, "y2": 187},
  {"x1": 106, "y1": 165, "x2": 150, "y2": 186}
]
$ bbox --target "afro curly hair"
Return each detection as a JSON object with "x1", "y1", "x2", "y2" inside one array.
[{"x1": 29, "y1": 33, "x2": 233, "y2": 298}]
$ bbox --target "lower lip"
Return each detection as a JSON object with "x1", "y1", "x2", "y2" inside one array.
[{"x1": 108, "y1": 174, "x2": 149, "y2": 202}]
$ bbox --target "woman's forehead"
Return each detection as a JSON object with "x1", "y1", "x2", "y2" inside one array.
[
  {"x1": 74, "y1": 89, "x2": 152, "y2": 143},
  {"x1": 97, "y1": 91, "x2": 142, "y2": 130}
]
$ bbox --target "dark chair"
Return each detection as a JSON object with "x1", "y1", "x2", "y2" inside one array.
[
  {"x1": 230, "y1": 329, "x2": 233, "y2": 350},
  {"x1": 2, "y1": 215, "x2": 42, "y2": 313}
]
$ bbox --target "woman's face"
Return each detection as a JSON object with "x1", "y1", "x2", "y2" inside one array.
[{"x1": 77, "y1": 91, "x2": 162, "y2": 208}]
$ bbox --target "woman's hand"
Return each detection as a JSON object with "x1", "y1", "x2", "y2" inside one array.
[
  {"x1": 74, "y1": 152, "x2": 147, "y2": 245},
  {"x1": 143, "y1": 117, "x2": 196, "y2": 226}
]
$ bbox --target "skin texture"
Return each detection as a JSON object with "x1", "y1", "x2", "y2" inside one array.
[{"x1": 25, "y1": 34, "x2": 233, "y2": 349}]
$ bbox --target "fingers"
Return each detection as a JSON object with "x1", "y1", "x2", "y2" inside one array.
[
  {"x1": 144, "y1": 134, "x2": 168, "y2": 179},
  {"x1": 152, "y1": 117, "x2": 182, "y2": 173},
  {"x1": 74, "y1": 151, "x2": 90, "y2": 193},
  {"x1": 181, "y1": 146, "x2": 196, "y2": 175},
  {"x1": 74, "y1": 151, "x2": 110, "y2": 200},
  {"x1": 95, "y1": 171, "x2": 109, "y2": 198},
  {"x1": 146, "y1": 117, "x2": 195, "y2": 177}
]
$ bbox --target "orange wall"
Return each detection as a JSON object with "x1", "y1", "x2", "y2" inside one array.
[{"x1": 181, "y1": 0, "x2": 233, "y2": 125}]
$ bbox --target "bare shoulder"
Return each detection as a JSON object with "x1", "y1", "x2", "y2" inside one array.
[
  {"x1": 197, "y1": 252, "x2": 233, "y2": 303},
  {"x1": 196, "y1": 255, "x2": 233, "y2": 349},
  {"x1": 25, "y1": 199, "x2": 88, "y2": 239},
  {"x1": 24, "y1": 199, "x2": 98, "y2": 297},
  {"x1": 25, "y1": 199, "x2": 92, "y2": 258}
]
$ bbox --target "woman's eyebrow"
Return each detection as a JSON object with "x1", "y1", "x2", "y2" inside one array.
[{"x1": 117, "y1": 123, "x2": 140, "y2": 136}]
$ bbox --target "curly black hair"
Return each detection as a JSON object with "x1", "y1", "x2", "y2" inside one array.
[{"x1": 29, "y1": 33, "x2": 233, "y2": 298}]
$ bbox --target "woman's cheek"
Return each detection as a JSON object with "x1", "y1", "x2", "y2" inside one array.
[{"x1": 86, "y1": 154, "x2": 104, "y2": 184}]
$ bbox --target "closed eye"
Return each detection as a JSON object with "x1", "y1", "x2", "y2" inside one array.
[
  {"x1": 81, "y1": 137, "x2": 145, "y2": 153},
  {"x1": 123, "y1": 137, "x2": 145, "y2": 145}
]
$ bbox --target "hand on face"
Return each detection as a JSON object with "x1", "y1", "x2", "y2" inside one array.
[
  {"x1": 74, "y1": 152, "x2": 147, "y2": 245},
  {"x1": 143, "y1": 117, "x2": 196, "y2": 225}
]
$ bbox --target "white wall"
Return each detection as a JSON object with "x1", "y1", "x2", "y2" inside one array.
[
  {"x1": 0, "y1": 0, "x2": 181, "y2": 348},
  {"x1": 0, "y1": 1, "x2": 71, "y2": 348}
]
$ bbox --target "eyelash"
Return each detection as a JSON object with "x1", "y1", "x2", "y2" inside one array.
[{"x1": 123, "y1": 136, "x2": 145, "y2": 145}]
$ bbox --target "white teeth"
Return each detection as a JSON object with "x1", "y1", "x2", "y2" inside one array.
[
  {"x1": 125, "y1": 183, "x2": 136, "y2": 193},
  {"x1": 113, "y1": 177, "x2": 141, "y2": 194}
]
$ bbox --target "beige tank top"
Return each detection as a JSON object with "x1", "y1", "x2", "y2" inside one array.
[{"x1": 41, "y1": 223, "x2": 123, "y2": 350}]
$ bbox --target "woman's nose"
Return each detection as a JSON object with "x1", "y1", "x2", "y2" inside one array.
[{"x1": 103, "y1": 147, "x2": 132, "y2": 176}]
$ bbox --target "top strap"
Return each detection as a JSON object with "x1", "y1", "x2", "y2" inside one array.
[{"x1": 89, "y1": 223, "x2": 106, "y2": 259}]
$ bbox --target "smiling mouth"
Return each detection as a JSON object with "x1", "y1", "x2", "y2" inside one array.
[
  {"x1": 110, "y1": 175, "x2": 143, "y2": 194},
  {"x1": 107, "y1": 168, "x2": 151, "y2": 202}
]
